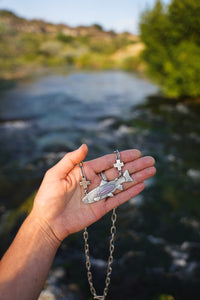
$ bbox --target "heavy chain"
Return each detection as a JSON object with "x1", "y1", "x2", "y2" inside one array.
[{"x1": 83, "y1": 208, "x2": 117, "y2": 300}]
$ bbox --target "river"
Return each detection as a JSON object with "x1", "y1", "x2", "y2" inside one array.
[{"x1": 0, "y1": 70, "x2": 200, "y2": 300}]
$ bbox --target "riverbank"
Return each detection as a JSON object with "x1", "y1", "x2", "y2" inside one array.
[{"x1": 0, "y1": 9, "x2": 145, "y2": 83}]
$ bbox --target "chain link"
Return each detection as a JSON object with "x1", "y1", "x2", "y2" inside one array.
[{"x1": 83, "y1": 208, "x2": 117, "y2": 300}]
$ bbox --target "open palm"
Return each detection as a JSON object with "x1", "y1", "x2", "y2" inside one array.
[{"x1": 33, "y1": 144, "x2": 156, "y2": 242}]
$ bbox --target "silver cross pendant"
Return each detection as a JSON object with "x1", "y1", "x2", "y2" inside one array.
[
  {"x1": 80, "y1": 177, "x2": 90, "y2": 190},
  {"x1": 79, "y1": 162, "x2": 90, "y2": 192},
  {"x1": 114, "y1": 159, "x2": 124, "y2": 174},
  {"x1": 113, "y1": 150, "x2": 124, "y2": 176}
]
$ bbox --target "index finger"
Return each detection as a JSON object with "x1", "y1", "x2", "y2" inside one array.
[{"x1": 87, "y1": 149, "x2": 142, "y2": 174}]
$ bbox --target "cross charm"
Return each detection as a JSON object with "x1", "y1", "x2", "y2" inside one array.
[
  {"x1": 80, "y1": 177, "x2": 90, "y2": 190},
  {"x1": 114, "y1": 159, "x2": 124, "y2": 172}
]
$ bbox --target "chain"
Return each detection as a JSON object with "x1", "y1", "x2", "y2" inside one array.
[
  {"x1": 81, "y1": 150, "x2": 121, "y2": 299},
  {"x1": 83, "y1": 208, "x2": 117, "y2": 300}
]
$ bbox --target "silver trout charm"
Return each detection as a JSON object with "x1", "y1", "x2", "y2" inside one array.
[{"x1": 82, "y1": 170, "x2": 133, "y2": 204}]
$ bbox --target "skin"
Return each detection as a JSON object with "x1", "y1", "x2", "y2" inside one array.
[{"x1": 0, "y1": 144, "x2": 156, "y2": 300}]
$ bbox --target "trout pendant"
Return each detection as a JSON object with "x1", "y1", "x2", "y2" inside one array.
[{"x1": 82, "y1": 170, "x2": 133, "y2": 204}]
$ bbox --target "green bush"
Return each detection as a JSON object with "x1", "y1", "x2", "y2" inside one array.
[
  {"x1": 56, "y1": 32, "x2": 75, "y2": 43},
  {"x1": 39, "y1": 40, "x2": 63, "y2": 56},
  {"x1": 76, "y1": 52, "x2": 114, "y2": 70},
  {"x1": 92, "y1": 23, "x2": 103, "y2": 31},
  {"x1": 121, "y1": 56, "x2": 141, "y2": 71},
  {"x1": 140, "y1": 0, "x2": 200, "y2": 98}
]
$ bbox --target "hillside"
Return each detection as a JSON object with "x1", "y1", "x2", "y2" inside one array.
[{"x1": 0, "y1": 10, "x2": 144, "y2": 79}]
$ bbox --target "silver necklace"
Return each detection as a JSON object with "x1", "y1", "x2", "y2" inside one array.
[
  {"x1": 80, "y1": 150, "x2": 131, "y2": 299},
  {"x1": 83, "y1": 208, "x2": 117, "y2": 300}
]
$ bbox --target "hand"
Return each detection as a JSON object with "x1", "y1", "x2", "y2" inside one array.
[{"x1": 32, "y1": 144, "x2": 156, "y2": 242}]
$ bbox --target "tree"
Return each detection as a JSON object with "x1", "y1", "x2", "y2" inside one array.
[{"x1": 140, "y1": 0, "x2": 200, "y2": 98}]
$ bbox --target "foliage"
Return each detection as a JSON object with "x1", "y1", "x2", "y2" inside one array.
[
  {"x1": 76, "y1": 53, "x2": 115, "y2": 70},
  {"x1": 56, "y1": 32, "x2": 75, "y2": 43},
  {"x1": 0, "y1": 10, "x2": 17, "y2": 18},
  {"x1": 120, "y1": 55, "x2": 142, "y2": 71},
  {"x1": 140, "y1": 0, "x2": 200, "y2": 98},
  {"x1": 0, "y1": 10, "x2": 143, "y2": 79},
  {"x1": 92, "y1": 23, "x2": 104, "y2": 31}
]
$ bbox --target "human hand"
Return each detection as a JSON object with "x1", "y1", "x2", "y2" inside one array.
[{"x1": 32, "y1": 144, "x2": 156, "y2": 243}]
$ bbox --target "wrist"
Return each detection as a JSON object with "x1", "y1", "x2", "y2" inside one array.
[{"x1": 27, "y1": 209, "x2": 62, "y2": 250}]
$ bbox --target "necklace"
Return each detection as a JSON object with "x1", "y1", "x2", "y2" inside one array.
[
  {"x1": 83, "y1": 208, "x2": 117, "y2": 300},
  {"x1": 79, "y1": 150, "x2": 131, "y2": 299}
]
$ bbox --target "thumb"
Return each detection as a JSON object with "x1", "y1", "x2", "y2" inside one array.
[{"x1": 53, "y1": 144, "x2": 88, "y2": 177}]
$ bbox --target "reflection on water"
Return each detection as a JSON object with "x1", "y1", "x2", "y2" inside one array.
[{"x1": 0, "y1": 71, "x2": 200, "y2": 300}]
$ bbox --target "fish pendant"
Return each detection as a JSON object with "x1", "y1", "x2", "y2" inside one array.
[{"x1": 82, "y1": 170, "x2": 133, "y2": 204}]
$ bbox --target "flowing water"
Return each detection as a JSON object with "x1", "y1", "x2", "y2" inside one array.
[{"x1": 0, "y1": 71, "x2": 200, "y2": 300}]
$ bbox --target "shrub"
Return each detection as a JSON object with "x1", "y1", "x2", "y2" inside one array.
[{"x1": 140, "y1": 0, "x2": 200, "y2": 98}]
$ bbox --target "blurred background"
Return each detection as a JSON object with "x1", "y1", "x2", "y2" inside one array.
[{"x1": 0, "y1": 0, "x2": 200, "y2": 299}]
